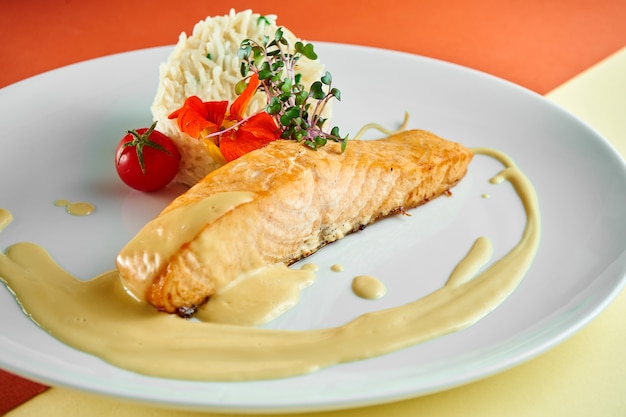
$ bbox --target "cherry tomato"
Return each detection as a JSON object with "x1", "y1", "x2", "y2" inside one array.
[{"x1": 115, "y1": 122, "x2": 180, "y2": 192}]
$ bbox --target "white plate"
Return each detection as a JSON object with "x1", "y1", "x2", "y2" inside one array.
[{"x1": 0, "y1": 43, "x2": 625, "y2": 414}]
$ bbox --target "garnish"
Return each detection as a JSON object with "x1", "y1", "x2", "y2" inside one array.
[
  {"x1": 117, "y1": 122, "x2": 173, "y2": 174},
  {"x1": 115, "y1": 121, "x2": 181, "y2": 192},
  {"x1": 257, "y1": 15, "x2": 272, "y2": 26},
  {"x1": 168, "y1": 73, "x2": 281, "y2": 164},
  {"x1": 169, "y1": 28, "x2": 346, "y2": 165},
  {"x1": 238, "y1": 28, "x2": 347, "y2": 152}
]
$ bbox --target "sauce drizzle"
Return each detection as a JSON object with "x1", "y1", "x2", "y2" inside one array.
[
  {"x1": 54, "y1": 199, "x2": 95, "y2": 216},
  {"x1": 0, "y1": 208, "x2": 13, "y2": 232},
  {"x1": 352, "y1": 275, "x2": 387, "y2": 299},
  {"x1": 0, "y1": 148, "x2": 540, "y2": 381}
]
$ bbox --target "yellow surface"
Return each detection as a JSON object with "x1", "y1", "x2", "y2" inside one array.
[
  {"x1": 548, "y1": 46, "x2": 626, "y2": 158},
  {"x1": 8, "y1": 48, "x2": 626, "y2": 417}
]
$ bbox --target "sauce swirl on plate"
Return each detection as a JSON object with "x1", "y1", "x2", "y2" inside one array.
[{"x1": 0, "y1": 148, "x2": 540, "y2": 381}]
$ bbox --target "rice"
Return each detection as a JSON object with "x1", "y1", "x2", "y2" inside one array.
[{"x1": 150, "y1": 9, "x2": 327, "y2": 186}]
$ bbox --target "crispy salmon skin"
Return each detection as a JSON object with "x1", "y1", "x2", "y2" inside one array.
[{"x1": 117, "y1": 130, "x2": 473, "y2": 315}]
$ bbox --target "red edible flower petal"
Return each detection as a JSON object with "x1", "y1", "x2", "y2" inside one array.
[
  {"x1": 168, "y1": 97, "x2": 228, "y2": 138},
  {"x1": 229, "y1": 74, "x2": 260, "y2": 122},
  {"x1": 168, "y1": 74, "x2": 281, "y2": 163},
  {"x1": 219, "y1": 112, "x2": 281, "y2": 162},
  {"x1": 202, "y1": 101, "x2": 228, "y2": 131}
]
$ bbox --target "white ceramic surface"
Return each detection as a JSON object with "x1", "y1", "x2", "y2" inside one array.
[{"x1": 0, "y1": 44, "x2": 625, "y2": 413}]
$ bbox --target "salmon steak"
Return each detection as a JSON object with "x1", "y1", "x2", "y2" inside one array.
[{"x1": 116, "y1": 129, "x2": 474, "y2": 316}]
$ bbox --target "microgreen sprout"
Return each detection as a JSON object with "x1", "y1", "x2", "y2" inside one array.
[
  {"x1": 237, "y1": 28, "x2": 347, "y2": 152},
  {"x1": 256, "y1": 15, "x2": 272, "y2": 26}
]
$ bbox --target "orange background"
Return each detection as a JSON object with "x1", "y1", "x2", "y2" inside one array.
[{"x1": 1, "y1": 0, "x2": 625, "y2": 93}]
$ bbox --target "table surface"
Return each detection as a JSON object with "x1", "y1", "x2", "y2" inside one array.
[{"x1": 1, "y1": 1, "x2": 625, "y2": 416}]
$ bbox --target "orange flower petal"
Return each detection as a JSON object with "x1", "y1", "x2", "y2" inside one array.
[
  {"x1": 168, "y1": 96, "x2": 228, "y2": 138},
  {"x1": 167, "y1": 96, "x2": 205, "y2": 120},
  {"x1": 229, "y1": 74, "x2": 260, "y2": 121},
  {"x1": 219, "y1": 112, "x2": 280, "y2": 162},
  {"x1": 203, "y1": 101, "x2": 228, "y2": 129}
]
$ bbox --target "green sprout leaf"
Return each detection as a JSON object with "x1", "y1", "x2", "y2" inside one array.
[
  {"x1": 257, "y1": 15, "x2": 271, "y2": 26},
  {"x1": 309, "y1": 81, "x2": 326, "y2": 100},
  {"x1": 238, "y1": 28, "x2": 347, "y2": 152}
]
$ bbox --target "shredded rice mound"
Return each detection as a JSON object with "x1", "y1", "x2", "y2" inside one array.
[{"x1": 151, "y1": 9, "x2": 327, "y2": 186}]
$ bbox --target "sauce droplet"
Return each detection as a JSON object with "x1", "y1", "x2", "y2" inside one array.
[
  {"x1": 300, "y1": 263, "x2": 319, "y2": 272},
  {"x1": 0, "y1": 208, "x2": 13, "y2": 232},
  {"x1": 330, "y1": 264, "x2": 344, "y2": 272},
  {"x1": 54, "y1": 200, "x2": 95, "y2": 216},
  {"x1": 352, "y1": 275, "x2": 387, "y2": 300}
]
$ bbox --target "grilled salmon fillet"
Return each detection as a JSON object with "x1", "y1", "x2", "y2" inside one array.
[{"x1": 117, "y1": 130, "x2": 473, "y2": 316}]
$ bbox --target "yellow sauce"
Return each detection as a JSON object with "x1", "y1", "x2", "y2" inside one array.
[
  {"x1": 300, "y1": 263, "x2": 319, "y2": 272},
  {"x1": 0, "y1": 208, "x2": 13, "y2": 231},
  {"x1": 54, "y1": 199, "x2": 95, "y2": 216},
  {"x1": 53, "y1": 199, "x2": 70, "y2": 207},
  {"x1": 116, "y1": 191, "x2": 256, "y2": 302},
  {"x1": 330, "y1": 264, "x2": 344, "y2": 272},
  {"x1": 446, "y1": 236, "x2": 494, "y2": 287},
  {"x1": 0, "y1": 148, "x2": 541, "y2": 381},
  {"x1": 194, "y1": 264, "x2": 315, "y2": 326},
  {"x1": 352, "y1": 275, "x2": 387, "y2": 299}
]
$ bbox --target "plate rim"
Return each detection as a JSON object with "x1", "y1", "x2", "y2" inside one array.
[{"x1": 1, "y1": 42, "x2": 625, "y2": 413}]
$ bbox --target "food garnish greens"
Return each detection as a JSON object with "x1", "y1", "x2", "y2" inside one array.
[
  {"x1": 238, "y1": 27, "x2": 347, "y2": 152},
  {"x1": 167, "y1": 28, "x2": 346, "y2": 167},
  {"x1": 122, "y1": 23, "x2": 406, "y2": 192},
  {"x1": 256, "y1": 15, "x2": 272, "y2": 26}
]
